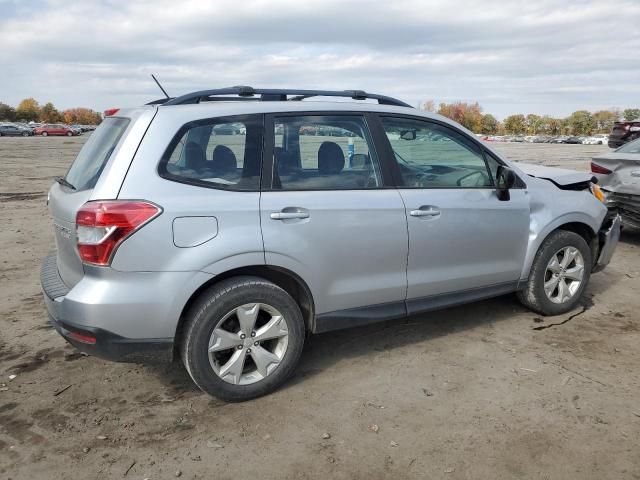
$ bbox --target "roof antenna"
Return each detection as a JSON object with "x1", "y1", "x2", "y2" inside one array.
[{"x1": 151, "y1": 74, "x2": 170, "y2": 99}]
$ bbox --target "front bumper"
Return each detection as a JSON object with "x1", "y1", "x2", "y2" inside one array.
[{"x1": 593, "y1": 214, "x2": 622, "y2": 273}]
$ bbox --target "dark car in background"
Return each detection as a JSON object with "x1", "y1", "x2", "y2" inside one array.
[
  {"x1": 34, "y1": 124, "x2": 77, "y2": 136},
  {"x1": 0, "y1": 124, "x2": 33, "y2": 136},
  {"x1": 564, "y1": 136, "x2": 584, "y2": 144},
  {"x1": 608, "y1": 120, "x2": 640, "y2": 149}
]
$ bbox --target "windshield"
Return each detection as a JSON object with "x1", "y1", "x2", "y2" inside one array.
[
  {"x1": 616, "y1": 138, "x2": 640, "y2": 154},
  {"x1": 65, "y1": 117, "x2": 130, "y2": 191}
]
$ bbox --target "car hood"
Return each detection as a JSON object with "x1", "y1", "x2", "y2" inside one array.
[
  {"x1": 591, "y1": 152, "x2": 640, "y2": 195},
  {"x1": 514, "y1": 163, "x2": 594, "y2": 187}
]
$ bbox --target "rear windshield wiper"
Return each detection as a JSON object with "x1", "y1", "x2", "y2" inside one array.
[{"x1": 54, "y1": 176, "x2": 76, "y2": 191}]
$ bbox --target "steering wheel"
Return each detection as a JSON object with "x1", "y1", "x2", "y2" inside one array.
[{"x1": 456, "y1": 170, "x2": 489, "y2": 187}]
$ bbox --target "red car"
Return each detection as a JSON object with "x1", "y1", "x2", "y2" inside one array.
[{"x1": 35, "y1": 124, "x2": 76, "y2": 137}]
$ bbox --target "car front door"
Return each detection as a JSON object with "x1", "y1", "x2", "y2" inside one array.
[
  {"x1": 375, "y1": 115, "x2": 530, "y2": 313},
  {"x1": 260, "y1": 113, "x2": 408, "y2": 330}
]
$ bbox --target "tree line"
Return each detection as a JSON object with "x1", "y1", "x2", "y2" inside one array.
[
  {"x1": 421, "y1": 100, "x2": 639, "y2": 136},
  {"x1": 0, "y1": 98, "x2": 103, "y2": 125}
]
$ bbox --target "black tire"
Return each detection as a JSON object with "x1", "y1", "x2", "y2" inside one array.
[
  {"x1": 517, "y1": 230, "x2": 592, "y2": 316},
  {"x1": 181, "y1": 276, "x2": 305, "y2": 401},
  {"x1": 22, "y1": 131, "x2": 29, "y2": 137}
]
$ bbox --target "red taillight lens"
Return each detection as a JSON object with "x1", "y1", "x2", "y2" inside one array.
[
  {"x1": 591, "y1": 162, "x2": 612, "y2": 175},
  {"x1": 104, "y1": 108, "x2": 120, "y2": 117},
  {"x1": 76, "y1": 201, "x2": 161, "y2": 266}
]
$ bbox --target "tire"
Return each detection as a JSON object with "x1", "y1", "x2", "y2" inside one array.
[
  {"x1": 517, "y1": 230, "x2": 592, "y2": 316},
  {"x1": 66, "y1": 131, "x2": 72, "y2": 137},
  {"x1": 181, "y1": 276, "x2": 305, "y2": 401},
  {"x1": 22, "y1": 132, "x2": 29, "y2": 137},
  {"x1": 41, "y1": 131, "x2": 48, "y2": 137}
]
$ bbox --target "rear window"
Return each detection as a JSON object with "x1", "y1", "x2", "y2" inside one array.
[
  {"x1": 616, "y1": 138, "x2": 640, "y2": 154},
  {"x1": 159, "y1": 115, "x2": 262, "y2": 191},
  {"x1": 65, "y1": 117, "x2": 129, "y2": 191}
]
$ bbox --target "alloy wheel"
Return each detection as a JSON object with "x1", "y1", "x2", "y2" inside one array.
[{"x1": 208, "y1": 303, "x2": 289, "y2": 385}]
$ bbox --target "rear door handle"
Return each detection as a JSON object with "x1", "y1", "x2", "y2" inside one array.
[
  {"x1": 409, "y1": 206, "x2": 441, "y2": 217},
  {"x1": 270, "y1": 210, "x2": 310, "y2": 220}
]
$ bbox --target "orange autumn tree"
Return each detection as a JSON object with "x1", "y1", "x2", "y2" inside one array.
[{"x1": 62, "y1": 108, "x2": 102, "y2": 125}]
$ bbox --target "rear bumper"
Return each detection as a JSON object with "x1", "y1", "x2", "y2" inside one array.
[
  {"x1": 40, "y1": 252, "x2": 212, "y2": 363},
  {"x1": 47, "y1": 313, "x2": 173, "y2": 363},
  {"x1": 593, "y1": 214, "x2": 622, "y2": 273}
]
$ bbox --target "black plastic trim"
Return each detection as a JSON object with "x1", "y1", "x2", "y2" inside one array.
[
  {"x1": 48, "y1": 314, "x2": 173, "y2": 363},
  {"x1": 405, "y1": 281, "x2": 520, "y2": 316},
  {"x1": 314, "y1": 301, "x2": 407, "y2": 334},
  {"x1": 160, "y1": 87, "x2": 412, "y2": 108},
  {"x1": 314, "y1": 281, "x2": 521, "y2": 333}
]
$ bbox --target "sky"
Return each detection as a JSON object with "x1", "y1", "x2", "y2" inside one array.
[{"x1": 0, "y1": 0, "x2": 638, "y2": 119}]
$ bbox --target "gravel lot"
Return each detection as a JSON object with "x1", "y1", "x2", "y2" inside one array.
[{"x1": 1, "y1": 137, "x2": 638, "y2": 479}]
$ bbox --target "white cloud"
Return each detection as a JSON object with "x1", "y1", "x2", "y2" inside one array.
[{"x1": 0, "y1": 0, "x2": 638, "y2": 117}]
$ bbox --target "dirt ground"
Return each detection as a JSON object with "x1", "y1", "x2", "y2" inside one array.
[{"x1": 1, "y1": 137, "x2": 638, "y2": 480}]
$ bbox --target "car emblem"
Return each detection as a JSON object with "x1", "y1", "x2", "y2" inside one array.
[{"x1": 631, "y1": 170, "x2": 640, "y2": 178}]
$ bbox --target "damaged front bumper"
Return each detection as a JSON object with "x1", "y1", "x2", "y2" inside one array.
[{"x1": 593, "y1": 214, "x2": 622, "y2": 273}]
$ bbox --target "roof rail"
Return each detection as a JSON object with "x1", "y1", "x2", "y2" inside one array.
[{"x1": 155, "y1": 86, "x2": 412, "y2": 108}]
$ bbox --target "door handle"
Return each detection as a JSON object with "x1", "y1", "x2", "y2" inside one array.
[
  {"x1": 409, "y1": 206, "x2": 441, "y2": 217},
  {"x1": 270, "y1": 211, "x2": 310, "y2": 220}
]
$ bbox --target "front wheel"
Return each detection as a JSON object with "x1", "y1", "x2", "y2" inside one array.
[
  {"x1": 66, "y1": 131, "x2": 72, "y2": 137},
  {"x1": 41, "y1": 131, "x2": 48, "y2": 136},
  {"x1": 181, "y1": 276, "x2": 305, "y2": 401},
  {"x1": 517, "y1": 230, "x2": 592, "y2": 316}
]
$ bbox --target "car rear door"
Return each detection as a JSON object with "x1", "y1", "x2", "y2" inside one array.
[
  {"x1": 373, "y1": 114, "x2": 530, "y2": 313},
  {"x1": 260, "y1": 112, "x2": 408, "y2": 329}
]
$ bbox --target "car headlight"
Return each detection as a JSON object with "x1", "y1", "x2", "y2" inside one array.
[{"x1": 590, "y1": 183, "x2": 606, "y2": 203}]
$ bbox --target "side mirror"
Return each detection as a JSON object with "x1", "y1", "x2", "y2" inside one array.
[
  {"x1": 496, "y1": 166, "x2": 517, "y2": 201},
  {"x1": 400, "y1": 129, "x2": 416, "y2": 141}
]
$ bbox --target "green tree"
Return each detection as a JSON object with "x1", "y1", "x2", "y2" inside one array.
[
  {"x1": 15, "y1": 97, "x2": 40, "y2": 122},
  {"x1": 622, "y1": 108, "x2": 640, "y2": 121},
  {"x1": 0, "y1": 102, "x2": 16, "y2": 121},
  {"x1": 544, "y1": 117, "x2": 563, "y2": 135},
  {"x1": 480, "y1": 114, "x2": 499, "y2": 134},
  {"x1": 566, "y1": 110, "x2": 594, "y2": 135},
  {"x1": 39, "y1": 102, "x2": 62, "y2": 123},
  {"x1": 503, "y1": 114, "x2": 526, "y2": 134},
  {"x1": 592, "y1": 110, "x2": 618, "y2": 133},
  {"x1": 525, "y1": 114, "x2": 543, "y2": 135}
]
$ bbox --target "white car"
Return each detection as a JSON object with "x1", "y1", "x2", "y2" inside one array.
[{"x1": 584, "y1": 134, "x2": 609, "y2": 145}]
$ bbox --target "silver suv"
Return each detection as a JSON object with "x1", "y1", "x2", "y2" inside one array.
[{"x1": 41, "y1": 87, "x2": 621, "y2": 401}]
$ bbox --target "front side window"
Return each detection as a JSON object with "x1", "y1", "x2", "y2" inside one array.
[
  {"x1": 381, "y1": 117, "x2": 493, "y2": 188},
  {"x1": 161, "y1": 116, "x2": 262, "y2": 190},
  {"x1": 272, "y1": 115, "x2": 382, "y2": 190}
]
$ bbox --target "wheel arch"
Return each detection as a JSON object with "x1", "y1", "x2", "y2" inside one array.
[
  {"x1": 173, "y1": 265, "x2": 315, "y2": 358},
  {"x1": 521, "y1": 215, "x2": 600, "y2": 281}
]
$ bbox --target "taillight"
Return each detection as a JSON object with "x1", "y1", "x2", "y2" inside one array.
[
  {"x1": 76, "y1": 201, "x2": 161, "y2": 266},
  {"x1": 104, "y1": 108, "x2": 120, "y2": 117},
  {"x1": 591, "y1": 162, "x2": 612, "y2": 175}
]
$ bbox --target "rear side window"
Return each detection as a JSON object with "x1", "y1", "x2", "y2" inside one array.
[
  {"x1": 65, "y1": 117, "x2": 129, "y2": 191},
  {"x1": 272, "y1": 115, "x2": 382, "y2": 190},
  {"x1": 160, "y1": 116, "x2": 262, "y2": 191}
]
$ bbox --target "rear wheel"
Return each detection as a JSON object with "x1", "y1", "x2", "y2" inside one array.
[
  {"x1": 181, "y1": 276, "x2": 305, "y2": 401},
  {"x1": 517, "y1": 230, "x2": 592, "y2": 316},
  {"x1": 66, "y1": 131, "x2": 72, "y2": 137},
  {"x1": 22, "y1": 131, "x2": 29, "y2": 137},
  {"x1": 41, "y1": 131, "x2": 48, "y2": 137}
]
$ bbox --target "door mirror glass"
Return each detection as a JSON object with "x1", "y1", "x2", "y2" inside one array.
[{"x1": 496, "y1": 166, "x2": 516, "y2": 201}]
